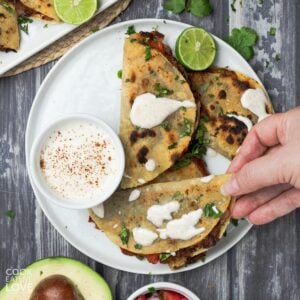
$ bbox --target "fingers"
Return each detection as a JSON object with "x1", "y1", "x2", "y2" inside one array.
[
  {"x1": 223, "y1": 147, "x2": 284, "y2": 196},
  {"x1": 228, "y1": 113, "x2": 287, "y2": 173},
  {"x1": 248, "y1": 188, "x2": 300, "y2": 225},
  {"x1": 232, "y1": 183, "x2": 291, "y2": 219}
]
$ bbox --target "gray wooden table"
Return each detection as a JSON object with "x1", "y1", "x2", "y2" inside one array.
[{"x1": 1, "y1": 1, "x2": 300, "y2": 299}]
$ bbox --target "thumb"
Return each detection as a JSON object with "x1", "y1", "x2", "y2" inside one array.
[{"x1": 222, "y1": 147, "x2": 285, "y2": 196}]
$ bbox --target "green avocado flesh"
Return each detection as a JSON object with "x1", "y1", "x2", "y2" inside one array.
[{"x1": 0, "y1": 257, "x2": 112, "y2": 300}]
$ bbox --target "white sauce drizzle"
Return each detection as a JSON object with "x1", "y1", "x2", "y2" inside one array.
[
  {"x1": 128, "y1": 189, "x2": 141, "y2": 202},
  {"x1": 145, "y1": 159, "x2": 156, "y2": 172},
  {"x1": 147, "y1": 201, "x2": 180, "y2": 227},
  {"x1": 206, "y1": 147, "x2": 218, "y2": 157},
  {"x1": 113, "y1": 224, "x2": 118, "y2": 229},
  {"x1": 158, "y1": 209, "x2": 205, "y2": 240},
  {"x1": 200, "y1": 175, "x2": 215, "y2": 183},
  {"x1": 123, "y1": 173, "x2": 132, "y2": 179},
  {"x1": 92, "y1": 203, "x2": 104, "y2": 218},
  {"x1": 132, "y1": 227, "x2": 158, "y2": 246},
  {"x1": 241, "y1": 89, "x2": 270, "y2": 122},
  {"x1": 138, "y1": 178, "x2": 146, "y2": 184},
  {"x1": 226, "y1": 114, "x2": 253, "y2": 132},
  {"x1": 130, "y1": 93, "x2": 196, "y2": 129}
]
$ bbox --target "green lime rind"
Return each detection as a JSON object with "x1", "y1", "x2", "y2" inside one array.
[
  {"x1": 175, "y1": 27, "x2": 216, "y2": 71},
  {"x1": 54, "y1": 0, "x2": 98, "y2": 25}
]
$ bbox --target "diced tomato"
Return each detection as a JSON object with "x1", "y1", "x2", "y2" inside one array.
[
  {"x1": 135, "y1": 296, "x2": 147, "y2": 300},
  {"x1": 146, "y1": 254, "x2": 160, "y2": 264},
  {"x1": 160, "y1": 290, "x2": 187, "y2": 300}
]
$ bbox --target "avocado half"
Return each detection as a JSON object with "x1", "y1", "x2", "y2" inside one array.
[{"x1": 0, "y1": 257, "x2": 112, "y2": 300}]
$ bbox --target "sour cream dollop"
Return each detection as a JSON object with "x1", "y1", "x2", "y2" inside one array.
[
  {"x1": 130, "y1": 93, "x2": 196, "y2": 129},
  {"x1": 132, "y1": 227, "x2": 158, "y2": 246},
  {"x1": 241, "y1": 89, "x2": 270, "y2": 122},
  {"x1": 39, "y1": 121, "x2": 117, "y2": 203},
  {"x1": 158, "y1": 209, "x2": 205, "y2": 240}
]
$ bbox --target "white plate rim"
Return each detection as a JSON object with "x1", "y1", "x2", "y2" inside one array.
[
  {"x1": 0, "y1": 0, "x2": 118, "y2": 75},
  {"x1": 25, "y1": 18, "x2": 254, "y2": 275}
]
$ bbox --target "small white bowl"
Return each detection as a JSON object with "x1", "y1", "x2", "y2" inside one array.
[
  {"x1": 127, "y1": 282, "x2": 200, "y2": 300},
  {"x1": 29, "y1": 114, "x2": 125, "y2": 209}
]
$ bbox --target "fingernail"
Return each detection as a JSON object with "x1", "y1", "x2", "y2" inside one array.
[{"x1": 221, "y1": 178, "x2": 240, "y2": 196}]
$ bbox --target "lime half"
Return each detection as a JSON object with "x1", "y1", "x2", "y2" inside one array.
[
  {"x1": 175, "y1": 27, "x2": 216, "y2": 71},
  {"x1": 54, "y1": 0, "x2": 98, "y2": 25}
]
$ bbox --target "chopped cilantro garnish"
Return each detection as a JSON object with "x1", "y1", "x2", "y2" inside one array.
[
  {"x1": 134, "y1": 243, "x2": 143, "y2": 249},
  {"x1": 172, "y1": 155, "x2": 192, "y2": 170},
  {"x1": 4, "y1": 209, "x2": 15, "y2": 219},
  {"x1": 268, "y1": 27, "x2": 276, "y2": 36},
  {"x1": 18, "y1": 16, "x2": 33, "y2": 35},
  {"x1": 43, "y1": 24, "x2": 48, "y2": 28},
  {"x1": 119, "y1": 224, "x2": 129, "y2": 245},
  {"x1": 148, "y1": 287, "x2": 156, "y2": 294},
  {"x1": 204, "y1": 203, "x2": 222, "y2": 218},
  {"x1": 180, "y1": 118, "x2": 192, "y2": 137},
  {"x1": 173, "y1": 191, "x2": 182, "y2": 198},
  {"x1": 258, "y1": 0, "x2": 264, "y2": 4},
  {"x1": 160, "y1": 253, "x2": 172, "y2": 261},
  {"x1": 154, "y1": 83, "x2": 173, "y2": 97},
  {"x1": 275, "y1": 54, "x2": 280, "y2": 61},
  {"x1": 160, "y1": 120, "x2": 171, "y2": 130},
  {"x1": 163, "y1": 0, "x2": 185, "y2": 14},
  {"x1": 126, "y1": 25, "x2": 136, "y2": 35},
  {"x1": 225, "y1": 27, "x2": 258, "y2": 61},
  {"x1": 188, "y1": 0, "x2": 213, "y2": 17},
  {"x1": 117, "y1": 69, "x2": 122, "y2": 79},
  {"x1": 145, "y1": 46, "x2": 152, "y2": 61},
  {"x1": 168, "y1": 142, "x2": 178, "y2": 150},
  {"x1": 0, "y1": 1, "x2": 14, "y2": 14},
  {"x1": 230, "y1": 218, "x2": 239, "y2": 226}
]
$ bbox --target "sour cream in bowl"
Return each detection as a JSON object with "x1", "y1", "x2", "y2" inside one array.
[{"x1": 29, "y1": 114, "x2": 125, "y2": 209}]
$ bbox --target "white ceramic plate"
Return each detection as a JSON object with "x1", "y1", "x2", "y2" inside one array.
[
  {"x1": 26, "y1": 19, "x2": 257, "y2": 275},
  {"x1": 0, "y1": 0, "x2": 118, "y2": 75}
]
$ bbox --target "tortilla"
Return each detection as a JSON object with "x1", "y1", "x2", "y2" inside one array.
[
  {"x1": 0, "y1": 0, "x2": 20, "y2": 52},
  {"x1": 120, "y1": 31, "x2": 197, "y2": 189},
  {"x1": 89, "y1": 174, "x2": 234, "y2": 269},
  {"x1": 19, "y1": 0, "x2": 59, "y2": 21},
  {"x1": 15, "y1": 0, "x2": 55, "y2": 21},
  {"x1": 152, "y1": 157, "x2": 208, "y2": 184},
  {"x1": 188, "y1": 68, "x2": 274, "y2": 159}
]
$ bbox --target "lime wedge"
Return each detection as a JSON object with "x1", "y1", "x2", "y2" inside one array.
[
  {"x1": 175, "y1": 27, "x2": 216, "y2": 71},
  {"x1": 54, "y1": 0, "x2": 98, "y2": 25}
]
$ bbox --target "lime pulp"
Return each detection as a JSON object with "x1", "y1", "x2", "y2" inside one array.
[
  {"x1": 175, "y1": 27, "x2": 216, "y2": 71},
  {"x1": 54, "y1": 0, "x2": 98, "y2": 25}
]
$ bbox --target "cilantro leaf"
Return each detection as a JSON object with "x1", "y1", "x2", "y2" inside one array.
[
  {"x1": 203, "y1": 203, "x2": 222, "y2": 218},
  {"x1": 4, "y1": 210, "x2": 16, "y2": 219},
  {"x1": 189, "y1": 0, "x2": 213, "y2": 17},
  {"x1": 163, "y1": 0, "x2": 185, "y2": 14},
  {"x1": 145, "y1": 45, "x2": 152, "y2": 61},
  {"x1": 119, "y1": 224, "x2": 130, "y2": 245},
  {"x1": 225, "y1": 27, "x2": 258, "y2": 61},
  {"x1": 117, "y1": 69, "x2": 122, "y2": 79},
  {"x1": 0, "y1": 1, "x2": 14, "y2": 14},
  {"x1": 126, "y1": 25, "x2": 136, "y2": 35},
  {"x1": 160, "y1": 253, "x2": 172, "y2": 261},
  {"x1": 18, "y1": 16, "x2": 33, "y2": 35}
]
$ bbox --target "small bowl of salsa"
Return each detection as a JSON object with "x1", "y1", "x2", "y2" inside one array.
[{"x1": 128, "y1": 282, "x2": 200, "y2": 300}]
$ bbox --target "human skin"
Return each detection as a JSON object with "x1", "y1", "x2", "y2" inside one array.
[{"x1": 222, "y1": 107, "x2": 300, "y2": 225}]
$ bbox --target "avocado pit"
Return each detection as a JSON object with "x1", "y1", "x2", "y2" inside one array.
[{"x1": 30, "y1": 274, "x2": 84, "y2": 300}]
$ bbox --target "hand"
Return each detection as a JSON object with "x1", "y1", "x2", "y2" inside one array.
[{"x1": 222, "y1": 107, "x2": 300, "y2": 225}]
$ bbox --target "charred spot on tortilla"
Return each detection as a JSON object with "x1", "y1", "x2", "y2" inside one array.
[
  {"x1": 218, "y1": 90, "x2": 227, "y2": 99},
  {"x1": 130, "y1": 129, "x2": 156, "y2": 145},
  {"x1": 137, "y1": 146, "x2": 149, "y2": 164}
]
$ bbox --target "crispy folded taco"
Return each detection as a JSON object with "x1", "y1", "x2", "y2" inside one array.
[
  {"x1": 19, "y1": 0, "x2": 59, "y2": 21},
  {"x1": 0, "y1": 0, "x2": 20, "y2": 52},
  {"x1": 120, "y1": 31, "x2": 197, "y2": 189},
  {"x1": 188, "y1": 68, "x2": 274, "y2": 159},
  {"x1": 89, "y1": 174, "x2": 234, "y2": 269}
]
